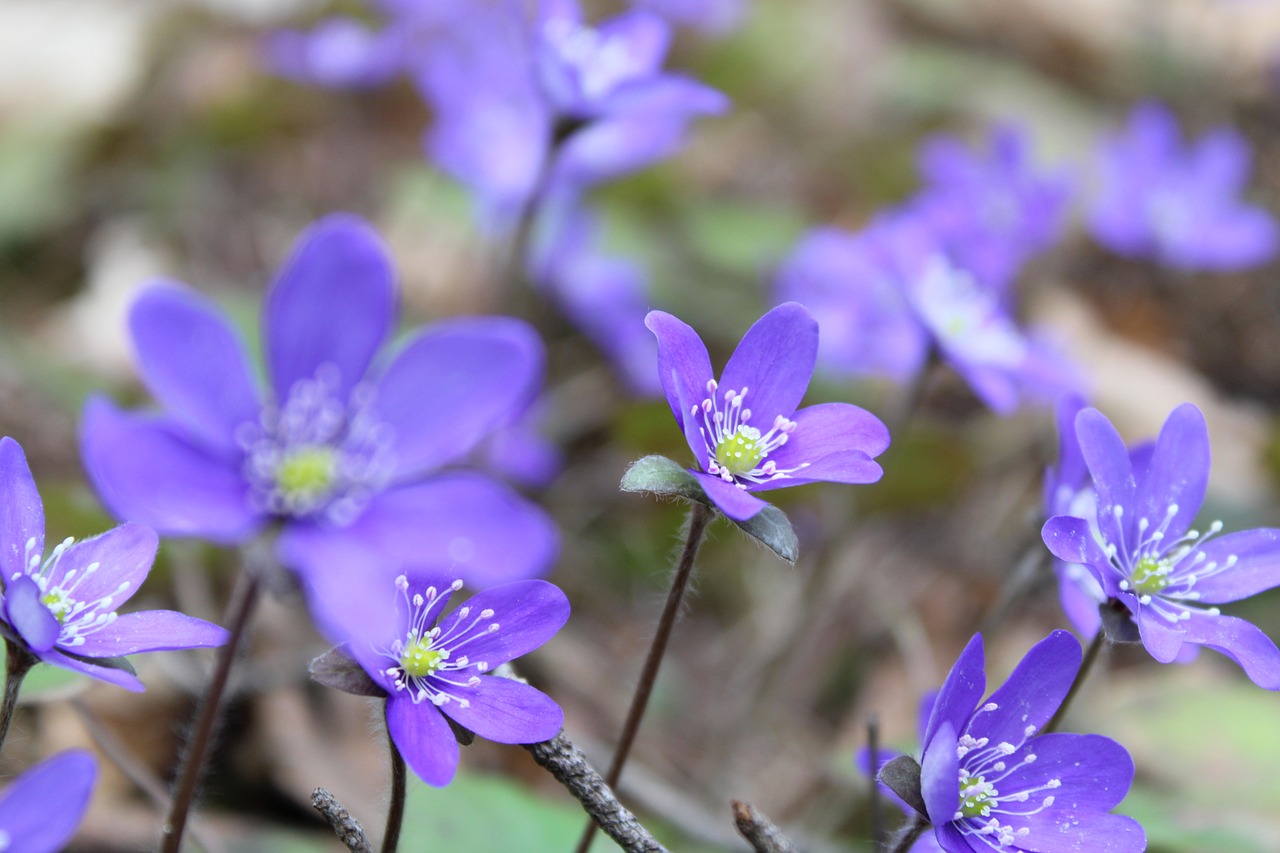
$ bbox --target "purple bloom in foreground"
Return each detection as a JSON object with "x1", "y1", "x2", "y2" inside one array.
[
  {"x1": 1089, "y1": 102, "x2": 1278, "y2": 271},
  {"x1": 334, "y1": 569, "x2": 568, "y2": 786},
  {"x1": 80, "y1": 214, "x2": 557, "y2": 595},
  {"x1": 1043, "y1": 404, "x2": 1280, "y2": 688},
  {"x1": 0, "y1": 750, "x2": 97, "y2": 853},
  {"x1": 917, "y1": 632, "x2": 1143, "y2": 852},
  {"x1": 914, "y1": 125, "x2": 1072, "y2": 293},
  {"x1": 0, "y1": 439, "x2": 227, "y2": 691},
  {"x1": 646, "y1": 303, "x2": 889, "y2": 521}
]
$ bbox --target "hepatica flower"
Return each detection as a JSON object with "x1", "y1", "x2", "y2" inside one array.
[
  {"x1": 1088, "y1": 102, "x2": 1278, "y2": 271},
  {"x1": 333, "y1": 569, "x2": 568, "y2": 786},
  {"x1": 917, "y1": 632, "x2": 1144, "y2": 852},
  {"x1": 0, "y1": 438, "x2": 227, "y2": 690},
  {"x1": 1043, "y1": 403, "x2": 1280, "y2": 688},
  {"x1": 646, "y1": 303, "x2": 889, "y2": 521},
  {"x1": 80, "y1": 214, "x2": 557, "y2": 593},
  {"x1": 0, "y1": 750, "x2": 97, "y2": 853}
]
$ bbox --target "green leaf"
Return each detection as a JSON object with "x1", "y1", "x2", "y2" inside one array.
[{"x1": 620, "y1": 455, "x2": 799, "y2": 564}]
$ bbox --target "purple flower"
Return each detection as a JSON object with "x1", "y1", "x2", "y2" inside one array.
[
  {"x1": 0, "y1": 438, "x2": 227, "y2": 691},
  {"x1": 80, "y1": 214, "x2": 557, "y2": 595},
  {"x1": 646, "y1": 303, "x2": 889, "y2": 521},
  {"x1": 332, "y1": 569, "x2": 568, "y2": 786},
  {"x1": 0, "y1": 750, "x2": 97, "y2": 853},
  {"x1": 629, "y1": 0, "x2": 746, "y2": 35},
  {"x1": 1088, "y1": 102, "x2": 1278, "y2": 271},
  {"x1": 1043, "y1": 403, "x2": 1280, "y2": 688},
  {"x1": 918, "y1": 632, "x2": 1144, "y2": 852},
  {"x1": 914, "y1": 125, "x2": 1072, "y2": 292}
]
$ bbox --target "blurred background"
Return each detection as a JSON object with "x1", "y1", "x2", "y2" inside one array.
[{"x1": 3, "y1": 0, "x2": 1280, "y2": 850}]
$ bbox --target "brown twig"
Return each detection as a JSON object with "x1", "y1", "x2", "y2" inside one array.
[
  {"x1": 731, "y1": 801, "x2": 801, "y2": 853},
  {"x1": 312, "y1": 788, "x2": 373, "y2": 853},
  {"x1": 524, "y1": 731, "x2": 668, "y2": 853}
]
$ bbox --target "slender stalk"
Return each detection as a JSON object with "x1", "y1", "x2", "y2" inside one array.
[
  {"x1": 889, "y1": 816, "x2": 928, "y2": 853},
  {"x1": 868, "y1": 716, "x2": 883, "y2": 850},
  {"x1": 1044, "y1": 628, "x2": 1105, "y2": 735},
  {"x1": 574, "y1": 502, "x2": 714, "y2": 853},
  {"x1": 161, "y1": 563, "x2": 263, "y2": 853},
  {"x1": 381, "y1": 722, "x2": 407, "y2": 853},
  {"x1": 0, "y1": 639, "x2": 35, "y2": 754}
]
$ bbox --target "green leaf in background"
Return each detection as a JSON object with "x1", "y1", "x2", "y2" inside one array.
[{"x1": 620, "y1": 455, "x2": 800, "y2": 564}]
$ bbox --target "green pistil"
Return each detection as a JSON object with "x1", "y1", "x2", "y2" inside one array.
[
  {"x1": 41, "y1": 590, "x2": 70, "y2": 624},
  {"x1": 714, "y1": 427, "x2": 764, "y2": 476},
  {"x1": 276, "y1": 446, "x2": 337, "y2": 503},
  {"x1": 1131, "y1": 556, "x2": 1171, "y2": 595},
  {"x1": 399, "y1": 636, "x2": 444, "y2": 678},
  {"x1": 959, "y1": 776, "x2": 995, "y2": 818}
]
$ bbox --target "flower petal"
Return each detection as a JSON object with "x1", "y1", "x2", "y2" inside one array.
[
  {"x1": 48, "y1": 522, "x2": 157, "y2": 611},
  {"x1": 1041, "y1": 516, "x2": 1115, "y2": 596},
  {"x1": 373, "y1": 317, "x2": 543, "y2": 477},
  {"x1": 1135, "y1": 601, "x2": 1188, "y2": 664},
  {"x1": 920, "y1": 721, "x2": 960, "y2": 829},
  {"x1": 3, "y1": 575, "x2": 59, "y2": 652},
  {"x1": 749, "y1": 450, "x2": 884, "y2": 491},
  {"x1": 386, "y1": 694, "x2": 460, "y2": 787},
  {"x1": 128, "y1": 283, "x2": 263, "y2": 454},
  {"x1": 1015, "y1": 812, "x2": 1146, "y2": 853},
  {"x1": 968, "y1": 630, "x2": 1081, "y2": 748},
  {"x1": 265, "y1": 214, "x2": 395, "y2": 403},
  {"x1": 1186, "y1": 527, "x2": 1280, "y2": 603},
  {"x1": 1134, "y1": 403, "x2": 1208, "y2": 541},
  {"x1": 1001, "y1": 733, "x2": 1135, "y2": 814},
  {"x1": 437, "y1": 580, "x2": 568, "y2": 667},
  {"x1": 645, "y1": 310, "x2": 714, "y2": 435},
  {"x1": 0, "y1": 750, "x2": 97, "y2": 853},
  {"x1": 1180, "y1": 610, "x2": 1280, "y2": 690},
  {"x1": 440, "y1": 676, "x2": 563, "y2": 744},
  {"x1": 0, "y1": 437, "x2": 44, "y2": 583},
  {"x1": 1074, "y1": 408, "x2": 1137, "y2": 550},
  {"x1": 36, "y1": 647, "x2": 144, "y2": 692},
  {"x1": 282, "y1": 474, "x2": 558, "y2": 590},
  {"x1": 921, "y1": 634, "x2": 985, "y2": 752},
  {"x1": 717, "y1": 302, "x2": 817, "y2": 423},
  {"x1": 69, "y1": 610, "x2": 228, "y2": 658},
  {"x1": 79, "y1": 399, "x2": 263, "y2": 544},
  {"x1": 759, "y1": 401, "x2": 889, "y2": 486},
  {"x1": 690, "y1": 470, "x2": 768, "y2": 521}
]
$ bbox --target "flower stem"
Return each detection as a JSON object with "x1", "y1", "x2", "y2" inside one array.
[
  {"x1": 161, "y1": 560, "x2": 263, "y2": 853},
  {"x1": 868, "y1": 715, "x2": 883, "y2": 850},
  {"x1": 381, "y1": 721, "x2": 407, "y2": 853},
  {"x1": 888, "y1": 816, "x2": 928, "y2": 853},
  {"x1": 574, "y1": 501, "x2": 714, "y2": 853},
  {"x1": 1044, "y1": 628, "x2": 1105, "y2": 735},
  {"x1": 0, "y1": 639, "x2": 36, "y2": 754}
]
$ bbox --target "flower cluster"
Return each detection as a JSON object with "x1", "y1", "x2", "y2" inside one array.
[
  {"x1": 1043, "y1": 403, "x2": 1280, "y2": 688},
  {"x1": 647, "y1": 303, "x2": 889, "y2": 520},
  {"x1": 80, "y1": 215, "x2": 558, "y2": 610}
]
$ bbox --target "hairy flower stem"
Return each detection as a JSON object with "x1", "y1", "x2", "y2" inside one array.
[
  {"x1": 0, "y1": 639, "x2": 36, "y2": 754},
  {"x1": 574, "y1": 502, "x2": 714, "y2": 853},
  {"x1": 161, "y1": 562, "x2": 263, "y2": 853},
  {"x1": 1044, "y1": 628, "x2": 1105, "y2": 735},
  {"x1": 381, "y1": 725, "x2": 407, "y2": 853},
  {"x1": 868, "y1": 716, "x2": 883, "y2": 849},
  {"x1": 889, "y1": 816, "x2": 928, "y2": 853}
]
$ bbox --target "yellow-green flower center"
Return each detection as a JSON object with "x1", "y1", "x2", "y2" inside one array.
[
  {"x1": 714, "y1": 427, "x2": 764, "y2": 476},
  {"x1": 399, "y1": 636, "x2": 445, "y2": 678},
  {"x1": 276, "y1": 446, "x2": 338, "y2": 504},
  {"x1": 1131, "y1": 555, "x2": 1171, "y2": 596},
  {"x1": 959, "y1": 775, "x2": 996, "y2": 818},
  {"x1": 41, "y1": 589, "x2": 71, "y2": 623}
]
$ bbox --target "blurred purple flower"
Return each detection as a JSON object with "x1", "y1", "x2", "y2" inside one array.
[
  {"x1": 80, "y1": 214, "x2": 557, "y2": 593},
  {"x1": 630, "y1": 0, "x2": 747, "y2": 35},
  {"x1": 267, "y1": 17, "x2": 404, "y2": 89},
  {"x1": 333, "y1": 569, "x2": 568, "y2": 786},
  {"x1": 919, "y1": 632, "x2": 1144, "y2": 852},
  {"x1": 775, "y1": 213, "x2": 1083, "y2": 414},
  {"x1": 1088, "y1": 102, "x2": 1278, "y2": 271},
  {"x1": 1043, "y1": 403, "x2": 1280, "y2": 689},
  {"x1": 914, "y1": 125, "x2": 1072, "y2": 292},
  {"x1": 0, "y1": 750, "x2": 97, "y2": 853},
  {"x1": 0, "y1": 438, "x2": 227, "y2": 692},
  {"x1": 646, "y1": 303, "x2": 889, "y2": 520}
]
